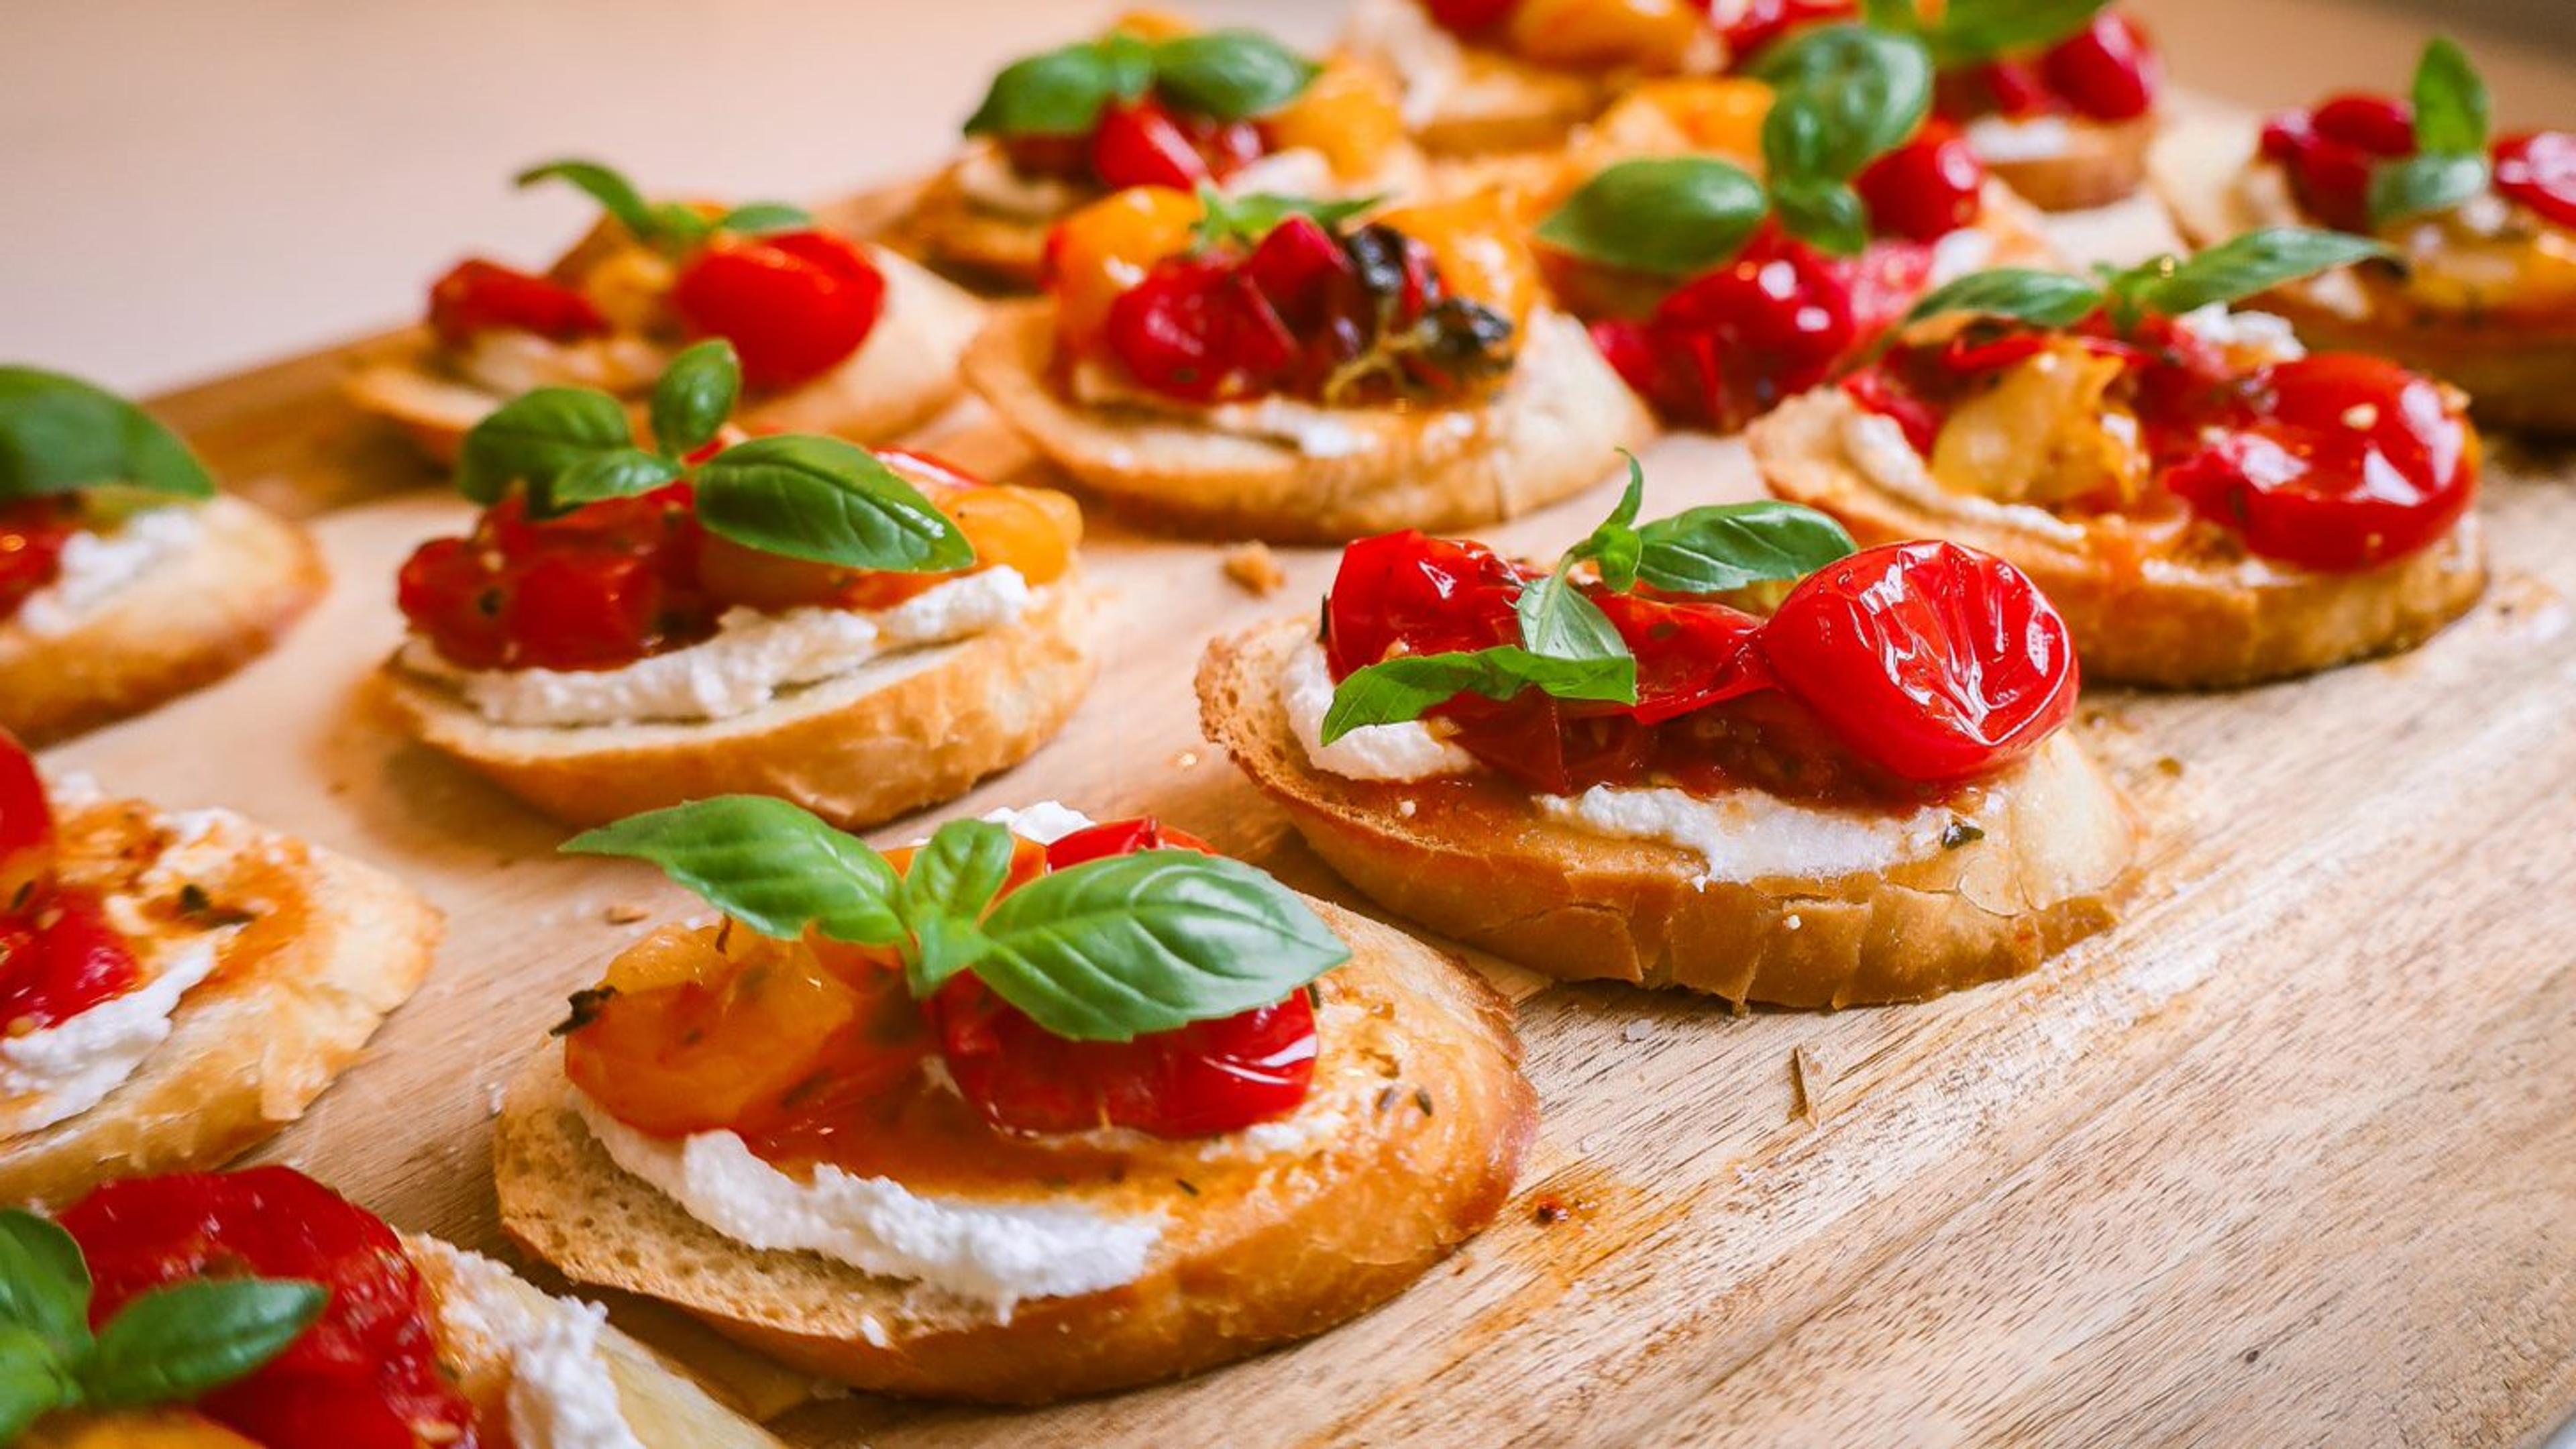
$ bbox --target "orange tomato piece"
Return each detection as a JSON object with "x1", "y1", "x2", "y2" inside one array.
[
  {"x1": 1507, "y1": 0, "x2": 1709, "y2": 71},
  {"x1": 1045, "y1": 186, "x2": 1205, "y2": 354},
  {"x1": 1265, "y1": 60, "x2": 1407, "y2": 180},
  {"x1": 1376, "y1": 192, "x2": 1542, "y2": 333}
]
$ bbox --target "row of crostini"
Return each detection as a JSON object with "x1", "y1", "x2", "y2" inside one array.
[{"x1": 1, "y1": 0, "x2": 2566, "y2": 1438}]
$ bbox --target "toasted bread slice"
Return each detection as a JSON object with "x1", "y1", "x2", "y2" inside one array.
[
  {"x1": 965, "y1": 303, "x2": 1655, "y2": 543},
  {"x1": 2154, "y1": 116, "x2": 2576, "y2": 436},
  {"x1": 1977, "y1": 114, "x2": 2157, "y2": 213},
  {"x1": 1749, "y1": 386, "x2": 2490, "y2": 687},
  {"x1": 901, "y1": 159, "x2": 1063, "y2": 290},
  {"x1": 0, "y1": 793, "x2": 442, "y2": 1207},
  {"x1": 379, "y1": 580, "x2": 1101, "y2": 831},
  {"x1": 1198, "y1": 619, "x2": 2139, "y2": 1007},
  {"x1": 493, "y1": 900, "x2": 1536, "y2": 1404},
  {"x1": 0, "y1": 498, "x2": 325, "y2": 747},
  {"x1": 343, "y1": 248, "x2": 987, "y2": 464}
]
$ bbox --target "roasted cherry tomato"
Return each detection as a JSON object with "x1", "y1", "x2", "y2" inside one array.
[
  {"x1": 1856, "y1": 127, "x2": 1989, "y2": 242},
  {"x1": 1716, "y1": 0, "x2": 1853, "y2": 65},
  {"x1": 2495, "y1": 131, "x2": 2576, "y2": 231},
  {"x1": 1104, "y1": 254, "x2": 1295, "y2": 402},
  {"x1": 0, "y1": 728, "x2": 53, "y2": 912},
  {"x1": 0, "y1": 890, "x2": 140, "y2": 1035},
  {"x1": 1594, "y1": 590, "x2": 1773, "y2": 724},
  {"x1": 61, "y1": 1169, "x2": 478, "y2": 1449},
  {"x1": 1043, "y1": 816, "x2": 1216, "y2": 869},
  {"x1": 425, "y1": 258, "x2": 608, "y2": 348},
  {"x1": 1762, "y1": 541, "x2": 2078, "y2": 786},
  {"x1": 670, "y1": 229, "x2": 885, "y2": 390},
  {"x1": 395, "y1": 484, "x2": 706, "y2": 672},
  {"x1": 2041, "y1": 12, "x2": 2160, "y2": 122},
  {"x1": 1424, "y1": 0, "x2": 1520, "y2": 34},
  {"x1": 0, "y1": 500, "x2": 74, "y2": 625},
  {"x1": 2261, "y1": 93, "x2": 2416, "y2": 233},
  {"x1": 1324, "y1": 530, "x2": 1526, "y2": 676},
  {"x1": 1591, "y1": 228, "x2": 1864, "y2": 431}
]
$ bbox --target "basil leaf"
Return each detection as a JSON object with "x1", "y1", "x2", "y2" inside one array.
[
  {"x1": 2368, "y1": 152, "x2": 2490, "y2": 227},
  {"x1": 79, "y1": 1279, "x2": 324, "y2": 1409},
  {"x1": 2134, "y1": 228, "x2": 2394, "y2": 314},
  {"x1": 649, "y1": 339, "x2": 741, "y2": 457},
  {"x1": 1150, "y1": 30, "x2": 1320, "y2": 122},
  {"x1": 1920, "y1": 0, "x2": 2112, "y2": 66},
  {"x1": 965, "y1": 38, "x2": 1152, "y2": 138},
  {"x1": 1753, "y1": 25, "x2": 1931, "y2": 181},
  {"x1": 548, "y1": 447, "x2": 684, "y2": 510},
  {"x1": 0, "y1": 368, "x2": 216, "y2": 504},
  {"x1": 900, "y1": 820, "x2": 1020, "y2": 996},
  {"x1": 0, "y1": 1323, "x2": 75, "y2": 1442},
  {"x1": 1193, "y1": 189, "x2": 1379, "y2": 250},
  {"x1": 1514, "y1": 570, "x2": 1627, "y2": 664},
  {"x1": 716, "y1": 202, "x2": 815, "y2": 237},
  {"x1": 1534, "y1": 158, "x2": 1768, "y2": 278},
  {"x1": 0, "y1": 1213, "x2": 88, "y2": 1353},
  {"x1": 1570, "y1": 453, "x2": 1648, "y2": 591},
  {"x1": 694, "y1": 436, "x2": 973, "y2": 573},
  {"x1": 564, "y1": 796, "x2": 906, "y2": 947},
  {"x1": 1323, "y1": 647, "x2": 1638, "y2": 743},
  {"x1": 973, "y1": 851, "x2": 1349, "y2": 1041},
  {"x1": 517, "y1": 159, "x2": 661, "y2": 242},
  {"x1": 1771, "y1": 176, "x2": 1871, "y2": 257},
  {"x1": 1904, "y1": 267, "x2": 2106, "y2": 327},
  {"x1": 2410, "y1": 37, "x2": 2489, "y2": 156},
  {"x1": 1635, "y1": 502, "x2": 1857, "y2": 594},
  {"x1": 455, "y1": 386, "x2": 635, "y2": 508}
]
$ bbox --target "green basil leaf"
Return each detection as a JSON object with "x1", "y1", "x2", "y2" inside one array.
[
  {"x1": 2410, "y1": 36, "x2": 2489, "y2": 156},
  {"x1": 716, "y1": 201, "x2": 816, "y2": 237},
  {"x1": 548, "y1": 447, "x2": 684, "y2": 510},
  {"x1": 1513, "y1": 569, "x2": 1627, "y2": 663},
  {"x1": 972, "y1": 851, "x2": 1349, "y2": 1041},
  {"x1": 1534, "y1": 158, "x2": 1768, "y2": 278},
  {"x1": 1323, "y1": 647, "x2": 1639, "y2": 743},
  {"x1": 2368, "y1": 152, "x2": 2491, "y2": 227},
  {"x1": 694, "y1": 436, "x2": 974, "y2": 573},
  {"x1": 1904, "y1": 266, "x2": 2106, "y2": 327},
  {"x1": 649, "y1": 339, "x2": 741, "y2": 457},
  {"x1": 516, "y1": 159, "x2": 661, "y2": 242},
  {"x1": 0, "y1": 1323, "x2": 76, "y2": 1442},
  {"x1": 0, "y1": 368, "x2": 216, "y2": 504},
  {"x1": 455, "y1": 386, "x2": 635, "y2": 508},
  {"x1": 899, "y1": 820, "x2": 1020, "y2": 996},
  {"x1": 1753, "y1": 25, "x2": 1931, "y2": 181},
  {"x1": 1859, "y1": 0, "x2": 1921, "y2": 33},
  {"x1": 79, "y1": 1279, "x2": 325, "y2": 1409},
  {"x1": 564, "y1": 796, "x2": 905, "y2": 947},
  {"x1": 1570, "y1": 453, "x2": 1648, "y2": 591},
  {"x1": 0, "y1": 1212, "x2": 89, "y2": 1352},
  {"x1": 1150, "y1": 30, "x2": 1320, "y2": 121},
  {"x1": 965, "y1": 38, "x2": 1152, "y2": 138},
  {"x1": 1919, "y1": 0, "x2": 2112, "y2": 66},
  {"x1": 1193, "y1": 189, "x2": 1380, "y2": 251},
  {"x1": 1635, "y1": 502, "x2": 1857, "y2": 594},
  {"x1": 1771, "y1": 176, "x2": 1872, "y2": 256},
  {"x1": 2133, "y1": 227, "x2": 2395, "y2": 314}
]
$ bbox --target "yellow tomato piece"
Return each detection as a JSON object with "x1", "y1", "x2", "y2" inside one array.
[
  {"x1": 949, "y1": 484, "x2": 1083, "y2": 588},
  {"x1": 23, "y1": 1411, "x2": 262, "y2": 1448},
  {"x1": 1266, "y1": 59, "x2": 1407, "y2": 180},
  {"x1": 1377, "y1": 192, "x2": 1542, "y2": 333},
  {"x1": 1507, "y1": 0, "x2": 1709, "y2": 72},
  {"x1": 1046, "y1": 186, "x2": 1206, "y2": 354},
  {"x1": 1929, "y1": 346, "x2": 2145, "y2": 507},
  {"x1": 1108, "y1": 9, "x2": 1197, "y2": 41},
  {"x1": 1631, "y1": 77, "x2": 1772, "y2": 162}
]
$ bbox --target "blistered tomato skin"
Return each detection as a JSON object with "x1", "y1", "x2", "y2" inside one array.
[
  {"x1": 0, "y1": 728, "x2": 54, "y2": 911},
  {"x1": 1856, "y1": 129, "x2": 1989, "y2": 244},
  {"x1": 0, "y1": 500, "x2": 76, "y2": 625},
  {"x1": 0, "y1": 890, "x2": 142, "y2": 1035},
  {"x1": 2041, "y1": 13, "x2": 2160, "y2": 122},
  {"x1": 426, "y1": 258, "x2": 610, "y2": 348},
  {"x1": 1590, "y1": 228, "x2": 1866, "y2": 431},
  {"x1": 1324, "y1": 529, "x2": 1527, "y2": 676},
  {"x1": 671, "y1": 230, "x2": 886, "y2": 390}
]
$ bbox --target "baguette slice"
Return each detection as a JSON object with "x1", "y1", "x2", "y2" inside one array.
[
  {"x1": 0, "y1": 794, "x2": 441, "y2": 1206},
  {"x1": 379, "y1": 580, "x2": 1101, "y2": 831},
  {"x1": 492, "y1": 900, "x2": 1536, "y2": 1404},
  {"x1": 343, "y1": 248, "x2": 986, "y2": 465},
  {"x1": 965, "y1": 302, "x2": 1655, "y2": 543},
  {"x1": 900, "y1": 159, "x2": 1062, "y2": 290},
  {"x1": 2153, "y1": 115, "x2": 2576, "y2": 436},
  {"x1": 1977, "y1": 114, "x2": 2157, "y2": 213},
  {"x1": 0, "y1": 497, "x2": 325, "y2": 747},
  {"x1": 1750, "y1": 386, "x2": 2489, "y2": 688},
  {"x1": 1198, "y1": 619, "x2": 2139, "y2": 1007}
]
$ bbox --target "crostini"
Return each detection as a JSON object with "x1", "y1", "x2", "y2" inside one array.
[
  {"x1": 967, "y1": 185, "x2": 1652, "y2": 541},
  {"x1": 1752, "y1": 232, "x2": 2489, "y2": 686},
  {"x1": 2156, "y1": 38, "x2": 2576, "y2": 434},
  {"x1": 1340, "y1": 0, "x2": 1727, "y2": 156},
  {"x1": 0, "y1": 368, "x2": 323, "y2": 746},
  {"x1": 495, "y1": 798, "x2": 1534, "y2": 1403},
  {"x1": 10, "y1": 1167, "x2": 777, "y2": 1446},
  {"x1": 0, "y1": 733, "x2": 439, "y2": 1205},
  {"x1": 378, "y1": 342, "x2": 1096, "y2": 830},
  {"x1": 1198, "y1": 467, "x2": 2138, "y2": 1006},
  {"x1": 905, "y1": 11, "x2": 1421, "y2": 288},
  {"x1": 346, "y1": 158, "x2": 984, "y2": 462}
]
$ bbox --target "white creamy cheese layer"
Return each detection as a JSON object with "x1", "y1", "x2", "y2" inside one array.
[
  {"x1": 13, "y1": 506, "x2": 205, "y2": 639},
  {"x1": 1281, "y1": 638, "x2": 1477, "y2": 783},
  {"x1": 1344, "y1": 0, "x2": 1466, "y2": 128},
  {"x1": 977, "y1": 799, "x2": 1095, "y2": 844},
  {"x1": 402, "y1": 568, "x2": 1032, "y2": 728},
  {"x1": 2174, "y1": 303, "x2": 2305, "y2": 360},
  {"x1": 1964, "y1": 113, "x2": 2076, "y2": 164},
  {"x1": 414, "y1": 1239, "x2": 642, "y2": 1449},
  {"x1": 1536, "y1": 784, "x2": 1962, "y2": 889}
]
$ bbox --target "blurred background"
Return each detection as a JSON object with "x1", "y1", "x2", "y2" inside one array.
[{"x1": 4, "y1": 0, "x2": 2568, "y2": 393}]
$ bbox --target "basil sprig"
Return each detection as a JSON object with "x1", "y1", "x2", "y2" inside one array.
[
  {"x1": 1322, "y1": 457, "x2": 1854, "y2": 742},
  {"x1": 517, "y1": 159, "x2": 813, "y2": 254},
  {"x1": 456, "y1": 341, "x2": 972, "y2": 574},
  {"x1": 2367, "y1": 38, "x2": 2492, "y2": 227},
  {"x1": 1535, "y1": 159, "x2": 1769, "y2": 280},
  {"x1": 0, "y1": 368, "x2": 216, "y2": 505},
  {"x1": 966, "y1": 28, "x2": 1318, "y2": 138},
  {"x1": 1193, "y1": 189, "x2": 1381, "y2": 252},
  {"x1": 0, "y1": 1210, "x2": 325, "y2": 1438},
  {"x1": 1905, "y1": 227, "x2": 2395, "y2": 331},
  {"x1": 564, "y1": 802, "x2": 1350, "y2": 1042}
]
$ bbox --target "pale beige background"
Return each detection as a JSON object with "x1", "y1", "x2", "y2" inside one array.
[{"x1": 1, "y1": 0, "x2": 2569, "y2": 394}]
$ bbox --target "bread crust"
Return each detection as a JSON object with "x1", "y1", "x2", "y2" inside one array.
[
  {"x1": 378, "y1": 580, "x2": 1102, "y2": 831},
  {"x1": 964, "y1": 302, "x2": 1656, "y2": 543},
  {"x1": 342, "y1": 248, "x2": 986, "y2": 464},
  {"x1": 1749, "y1": 386, "x2": 2490, "y2": 688},
  {"x1": 0, "y1": 798, "x2": 443, "y2": 1207},
  {"x1": 900, "y1": 161, "x2": 1058, "y2": 290},
  {"x1": 0, "y1": 498, "x2": 325, "y2": 747},
  {"x1": 1978, "y1": 114, "x2": 2157, "y2": 213},
  {"x1": 1197, "y1": 619, "x2": 2140, "y2": 1008},
  {"x1": 2154, "y1": 116, "x2": 2576, "y2": 436},
  {"x1": 492, "y1": 900, "x2": 1536, "y2": 1403}
]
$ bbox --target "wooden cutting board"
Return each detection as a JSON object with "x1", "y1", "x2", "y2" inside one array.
[{"x1": 50, "y1": 142, "x2": 2576, "y2": 1447}]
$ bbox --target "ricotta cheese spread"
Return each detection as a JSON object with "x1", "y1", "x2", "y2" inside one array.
[
  {"x1": 1929, "y1": 225, "x2": 2000, "y2": 288},
  {"x1": 12, "y1": 506, "x2": 206, "y2": 639},
  {"x1": 978, "y1": 798, "x2": 1094, "y2": 844},
  {"x1": 1281, "y1": 638, "x2": 1477, "y2": 783},
  {"x1": 1964, "y1": 113, "x2": 2076, "y2": 164},
  {"x1": 1536, "y1": 784, "x2": 1960, "y2": 890},
  {"x1": 2174, "y1": 303, "x2": 2305, "y2": 361},
  {"x1": 402, "y1": 568, "x2": 1033, "y2": 728},
  {"x1": 415, "y1": 1240, "x2": 643, "y2": 1449}
]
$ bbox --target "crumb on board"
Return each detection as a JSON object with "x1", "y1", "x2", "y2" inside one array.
[
  {"x1": 1788, "y1": 1044, "x2": 1823, "y2": 1126},
  {"x1": 1222, "y1": 542, "x2": 1287, "y2": 596},
  {"x1": 604, "y1": 902, "x2": 651, "y2": 925}
]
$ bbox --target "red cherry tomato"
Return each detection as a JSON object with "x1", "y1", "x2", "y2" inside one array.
[
  {"x1": 0, "y1": 500, "x2": 74, "y2": 626},
  {"x1": 1104, "y1": 254, "x2": 1297, "y2": 402},
  {"x1": 0, "y1": 727, "x2": 52, "y2": 912},
  {"x1": 1090, "y1": 101, "x2": 1216, "y2": 191},
  {"x1": 2261, "y1": 93, "x2": 2416, "y2": 232},
  {"x1": 1424, "y1": 0, "x2": 1521, "y2": 36},
  {"x1": 1856, "y1": 129, "x2": 1989, "y2": 243},
  {"x1": 1240, "y1": 214, "x2": 1360, "y2": 330},
  {"x1": 2311, "y1": 94, "x2": 2417, "y2": 155},
  {"x1": 396, "y1": 485, "x2": 707, "y2": 672},
  {"x1": 2041, "y1": 12, "x2": 2161, "y2": 122},
  {"x1": 2164, "y1": 354, "x2": 2475, "y2": 573},
  {"x1": 60, "y1": 1168, "x2": 479, "y2": 1449},
  {"x1": 670, "y1": 230, "x2": 885, "y2": 390},
  {"x1": 1595, "y1": 228, "x2": 1863, "y2": 431},
  {"x1": 1593, "y1": 590, "x2": 1773, "y2": 724},
  {"x1": 1841, "y1": 366, "x2": 1944, "y2": 454},
  {"x1": 1762, "y1": 541, "x2": 2078, "y2": 786},
  {"x1": 2494, "y1": 131, "x2": 2576, "y2": 231},
  {"x1": 1324, "y1": 530, "x2": 1527, "y2": 674},
  {"x1": 0, "y1": 890, "x2": 138, "y2": 1034},
  {"x1": 425, "y1": 258, "x2": 608, "y2": 348},
  {"x1": 1044, "y1": 817, "x2": 1216, "y2": 869},
  {"x1": 1717, "y1": 0, "x2": 1856, "y2": 65}
]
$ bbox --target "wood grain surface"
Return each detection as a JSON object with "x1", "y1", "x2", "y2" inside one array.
[{"x1": 40, "y1": 154, "x2": 2576, "y2": 1448}]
